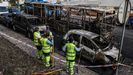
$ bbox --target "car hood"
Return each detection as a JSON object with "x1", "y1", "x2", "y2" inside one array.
[
  {"x1": 30, "y1": 25, "x2": 46, "y2": 32},
  {"x1": 103, "y1": 46, "x2": 119, "y2": 60},
  {"x1": 34, "y1": 25, "x2": 46, "y2": 31}
]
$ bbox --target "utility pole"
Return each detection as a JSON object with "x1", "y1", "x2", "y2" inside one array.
[{"x1": 116, "y1": 0, "x2": 131, "y2": 75}]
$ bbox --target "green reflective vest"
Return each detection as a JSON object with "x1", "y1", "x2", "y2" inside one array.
[
  {"x1": 41, "y1": 38, "x2": 51, "y2": 53},
  {"x1": 50, "y1": 31, "x2": 53, "y2": 36},
  {"x1": 33, "y1": 32, "x2": 40, "y2": 46},
  {"x1": 66, "y1": 43, "x2": 76, "y2": 61}
]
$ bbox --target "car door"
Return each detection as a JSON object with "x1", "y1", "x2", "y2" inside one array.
[
  {"x1": 81, "y1": 36, "x2": 96, "y2": 62},
  {"x1": 21, "y1": 17, "x2": 28, "y2": 31},
  {"x1": 13, "y1": 15, "x2": 20, "y2": 27},
  {"x1": 15, "y1": 15, "x2": 22, "y2": 28}
]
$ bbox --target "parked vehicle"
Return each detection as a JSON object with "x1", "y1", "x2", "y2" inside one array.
[
  {"x1": 0, "y1": 13, "x2": 12, "y2": 27},
  {"x1": 63, "y1": 29, "x2": 119, "y2": 64},
  {"x1": 12, "y1": 14, "x2": 46, "y2": 38},
  {"x1": 8, "y1": 7, "x2": 21, "y2": 14},
  {"x1": 0, "y1": 2, "x2": 9, "y2": 14},
  {"x1": 128, "y1": 16, "x2": 133, "y2": 28}
]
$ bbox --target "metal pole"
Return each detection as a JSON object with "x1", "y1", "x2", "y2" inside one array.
[
  {"x1": 84, "y1": 9, "x2": 86, "y2": 29},
  {"x1": 67, "y1": 8, "x2": 70, "y2": 31},
  {"x1": 44, "y1": 4, "x2": 47, "y2": 25},
  {"x1": 116, "y1": 0, "x2": 129, "y2": 75}
]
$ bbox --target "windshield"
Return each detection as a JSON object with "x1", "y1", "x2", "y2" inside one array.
[
  {"x1": 92, "y1": 36, "x2": 109, "y2": 49},
  {"x1": 0, "y1": 7, "x2": 8, "y2": 12},
  {"x1": 28, "y1": 18, "x2": 43, "y2": 25},
  {"x1": 11, "y1": 8, "x2": 20, "y2": 13}
]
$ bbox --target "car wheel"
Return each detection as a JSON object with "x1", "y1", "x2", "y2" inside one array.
[
  {"x1": 27, "y1": 32, "x2": 31, "y2": 38},
  {"x1": 6, "y1": 23, "x2": 9, "y2": 27},
  {"x1": 27, "y1": 31, "x2": 33, "y2": 39},
  {"x1": 13, "y1": 25, "x2": 16, "y2": 31}
]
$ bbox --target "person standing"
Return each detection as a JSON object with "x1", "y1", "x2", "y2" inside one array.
[
  {"x1": 63, "y1": 37, "x2": 81, "y2": 75},
  {"x1": 46, "y1": 26, "x2": 53, "y2": 39},
  {"x1": 41, "y1": 32, "x2": 53, "y2": 67},
  {"x1": 33, "y1": 27, "x2": 42, "y2": 59}
]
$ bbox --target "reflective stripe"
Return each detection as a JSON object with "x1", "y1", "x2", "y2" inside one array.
[
  {"x1": 42, "y1": 46, "x2": 50, "y2": 50},
  {"x1": 43, "y1": 49, "x2": 50, "y2": 53},
  {"x1": 67, "y1": 53, "x2": 75, "y2": 57},
  {"x1": 66, "y1": 56, "x2": 75, "y2": 61},
  {"x1": 67, "y1": 52, "x2": 75, "y2": 54}
]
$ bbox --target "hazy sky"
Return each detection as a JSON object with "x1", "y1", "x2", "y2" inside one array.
[
  {"x1": 64, "y1": 0, "x2": 133, "y2": 7},
  {"x1": 99, "y1": 0, "x2": 133, "y2": 7}
]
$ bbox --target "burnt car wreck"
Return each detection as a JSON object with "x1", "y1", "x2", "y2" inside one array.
[{"x1": 63, "y1": 30, "x2": 119, "y2": 64}]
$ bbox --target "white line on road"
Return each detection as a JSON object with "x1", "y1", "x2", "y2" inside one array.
[{"x1": 0, "y1": 31, "x2": 66, "y2": 63}]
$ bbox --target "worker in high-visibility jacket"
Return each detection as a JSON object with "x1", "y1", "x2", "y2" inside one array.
[
  {"x1": 41, "y1": 32, "x2": 53, "y2": 67},
  {"x1": 63, "y1": 37, "x2": 81, "y2": 75},
  {"x1": 33, "y1": 27, "x2": 42, "y2": 59}
]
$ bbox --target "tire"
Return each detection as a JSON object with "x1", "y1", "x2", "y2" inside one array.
[
  {"x1": 26, "y1": 27, "x2": 31, "y2": 39},
  {"x1": 27, "y1": 30, "x2": 33, "y2": 39},
  {"x1": 27, "y1": 31, "x2": 31, "y2": 39},
  {"x1": 12, "y1": 25, "x2": 16, "y2": 31},
  {"x1": 6, "y1": 23, "x2": 9, "y2": 27}
]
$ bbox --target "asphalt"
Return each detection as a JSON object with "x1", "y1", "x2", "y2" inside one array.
[{"x1": 113, "y1": 26, "x2": 133, "y2": 60}]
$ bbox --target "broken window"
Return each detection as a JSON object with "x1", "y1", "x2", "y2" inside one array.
[
  {"x1": 81, "y1": 37, "x2": 94, "y2": 50},
  {"x1": 92, "y1": 36, "x2": 108, "y2": 49},
  {"x1": 69, "y1": 34, "x2": 80, "y2": 44}
]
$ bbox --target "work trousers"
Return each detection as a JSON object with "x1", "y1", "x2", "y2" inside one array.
[
  {"x1": 42, "y1": 53, "x2": 51, "y2": 67},
  {"x1": 66, "y1": 60, "x2": 75, "y2": 75},
  {"x1": 36, "y1": 45, "x2": 42, "y2": 59}
]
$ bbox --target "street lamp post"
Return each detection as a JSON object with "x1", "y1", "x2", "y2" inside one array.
[{"x1": 116, "y1": 0, "x2": 131, "y2": 75}]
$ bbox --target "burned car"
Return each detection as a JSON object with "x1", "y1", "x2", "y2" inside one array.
[
  {"x1": 0, "y1": 13, "x2": 12, "y2": 27},
  {"x1": 12, "y1": 14, "x2": 46, "y2": 38},
  {"x1": 63, "y1": 29, "x2": 119, "y2": 64}
]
